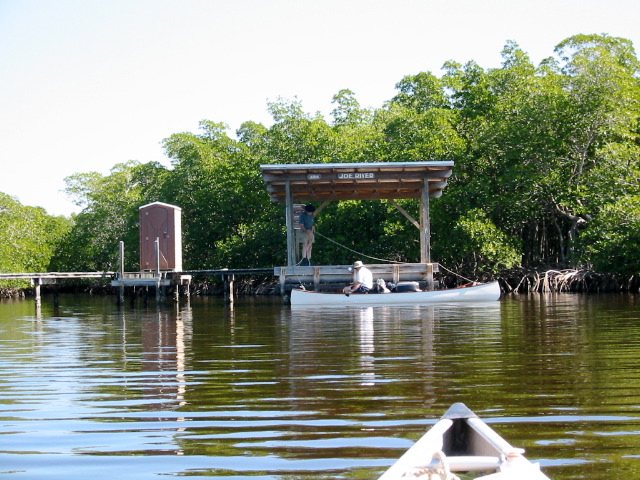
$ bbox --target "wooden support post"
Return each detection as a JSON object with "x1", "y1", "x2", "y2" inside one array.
[
  {"x1": 420, "y1": 179, "x2": 431, "y2": 264},
  {"x1": 223, "y1": 269, "x2": 234, "y2": 305},
  {"x1": 421, "y1": 179, "x2": 434, "y2": 290},
  {"x1": 118, "y1": 285, "x2": 125, "y2": 306},
  {"x1": 313, "y1": 267, "x2": 320, "y2": 291},
  {"x1": 53, "y1": 285, "x2": 60, "y2": 310},
  {"x1": 388, "y1": 199, "x2": 420, "y2": 229},
  {"x1": 285, "y1": 181, "x2": 295, "y2": 266},
  {"x1": 33, "y1": 277, "x2": 42, "y2": 312},
  {"x1": 119, "y1": 241, "x2": 125, "y2": 278},
  {"x1": 117, "y1": 241, "x2": 125, "y2": 306},
  {"x1": 279, "y1": 267, "x2": 288, "y2": 303}
]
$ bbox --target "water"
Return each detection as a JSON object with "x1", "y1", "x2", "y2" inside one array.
[{"x1": 1, "y1": 293, "x2": 639, "y2": 479}]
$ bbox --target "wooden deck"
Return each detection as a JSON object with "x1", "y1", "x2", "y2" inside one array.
[
  {"x1": 0, "y1": 272, "x2": 114, "y2": 281},
  {"x1": 275, "y1": 262, "x2": 438, "y2": 293},
  {"x1": 1, "y1": 263, "x2": 438, "y2": 305},
  {"x1": 0, "y1": 268, "x2": 274, "y2": 306}
]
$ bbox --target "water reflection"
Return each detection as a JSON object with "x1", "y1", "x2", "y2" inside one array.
[
  {"x1": 358, "y1": 307, "x2": 375, "y2": 386},
  {"x1": 286, "y1": 302, "x2": 503, "y2": 416}
]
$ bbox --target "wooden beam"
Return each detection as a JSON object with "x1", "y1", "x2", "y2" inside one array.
[
  {"x1": 274, "y1": 263, "x2": 435, "y2": 285},
  {"x1": 266, "y1": 181, "x2": 448, "y2": 203},
  {"x1": 261, "y1": 170, "x2": 452, "y2": 183},
  {"x1": 387, "y1": 199, "x2": 420, "y2": 229},
  {"x1": 421, "y1": 178, "x2": 434, "y2": 290},
  {"x1": 421, "y1": 178, "x2": 431, "y2": 264},
  {"x1": 285, "y1": 181, "x2": 295, "y2": 266},
  {"x1": 314, "y1": 200, "x2": 331, "y2": 215}
]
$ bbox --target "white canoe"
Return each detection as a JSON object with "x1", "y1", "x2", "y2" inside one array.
[
  {"x1": 290, "y1": 281, "x2": 500, "y2": 306},
  {"x1": 379, "y1": 403, "x2": 551, "y2": 480}
]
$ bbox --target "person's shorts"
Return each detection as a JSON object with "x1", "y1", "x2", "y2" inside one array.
[
  {"x1": 353, "y1": 285, "x2": 370, "y2": 293},
  {"x1": 303, "y1": 230, "x2": 315, "y2": 243}
]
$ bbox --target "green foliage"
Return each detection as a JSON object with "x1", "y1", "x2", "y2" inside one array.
[
  {"x1": 0, "y1": 193, "x2": 71, "y2": 287},
  {"x1": 17, "y1": 32, "x2": 639, "y2": 280},
  {"x1": 312, "y1": 200, "x2": 420, "y2": 265},
  {"x1": 576, "y1": 196, "x2": 640, "y2": 274},
  {"x1": 451, "y1": 209, "x2": 522, "y2": 274},
  {"x1": 160, "y1": 121, "x2": 281, "y2": 268},
  {"x1": 380, "y1": 103, "x2": 465, "y2": 162},
  {"x1": 436, "y1": 34, "x2": 640, "y2": 268}
]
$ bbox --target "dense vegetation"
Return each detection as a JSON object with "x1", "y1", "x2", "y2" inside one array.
[{"x1": 2, "y1": 34, "x2": 640, "y2": 292}]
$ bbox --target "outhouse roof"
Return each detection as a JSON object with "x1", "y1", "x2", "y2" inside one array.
[{"x1": 260, "y1": 161, "x2": 455, "y2": 203}]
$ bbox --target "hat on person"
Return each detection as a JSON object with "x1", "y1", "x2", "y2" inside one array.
[{"x1": 353, "y1": 261, "x2": 364, "y2": 268}]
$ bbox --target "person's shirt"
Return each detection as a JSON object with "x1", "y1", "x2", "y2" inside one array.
[
  {"x1": 300, "y1": 211, "x2": 314, "y2": 231},
  {"x1": 356, "y1": 267, "x2": 373, "y2": 289}
]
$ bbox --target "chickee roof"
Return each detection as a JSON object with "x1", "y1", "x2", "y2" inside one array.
[{"x1": 260, "y1": 161, "x2": 454, "y2": 203}]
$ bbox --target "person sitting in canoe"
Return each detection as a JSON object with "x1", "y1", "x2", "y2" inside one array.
[{"x1": 343, "y1": 260, "x2": 373, "y2": 294}]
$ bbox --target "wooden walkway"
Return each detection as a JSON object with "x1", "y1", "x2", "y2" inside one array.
[
  {"x1": 0, "y1": 263, "x2": 437, "y2": 305},
  {"x1": 0, "y1": 269, "x2": 273, "y2": 306}
]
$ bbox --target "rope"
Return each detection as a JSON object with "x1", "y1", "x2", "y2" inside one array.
[
  {"x1": 312, "y1": 230, "x2": 477, "y2": 286},
  {"x1": 404, "y1": 450, "x2": 460, "y2": 479},
  {"x1": 436, "y1": 263, "x2": 476, "y2": 284},
  {"x1": 290, "y1": 258, "x2": 307, "y2": 288},
  {"x1": 314, "y1": 230, "x2": 403, "y2": 264}
]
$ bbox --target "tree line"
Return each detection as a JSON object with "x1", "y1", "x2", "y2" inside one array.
[{"x1": 2, "y1": 34, "x2": 639, "y2": 292}]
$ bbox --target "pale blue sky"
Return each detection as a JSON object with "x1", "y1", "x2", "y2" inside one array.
[{"x1": 1, "y1": 0, "x2": 638, "y2": 216}]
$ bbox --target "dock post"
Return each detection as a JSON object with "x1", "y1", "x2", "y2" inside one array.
[
  {"x1": 279, "y1": 268, "x2": 288, "y2": 302},
  {"x1": 285, "y1": 182, "x2": 295, "y2": 266},
  {"x1": 426, "y1": 263, "x2": 435, "y2": 291},
  {"x1": 393, "y1": 264, "x2": 400, "y2": 284},
  {"x1": 159, "y1": 285, "x2": 166, "y2": 304},
  {"x1": 118, "y1": 285, "x2": 125, "y2": 306},
  {"x1": 223, "y1": 269, "x2": 234, "y2": 305},
  {"x1": 117, "y1": 241, "x2": 125, "y2": 306},
  {"x1": 53, "y1": 284, "x2": 60, "y2": 310},
  {"x1": 33, "y1": 277, "x2": 42, "y2": 312},
  {"x1": 421, "y1": 179, "x2": 434, "y2": 289},
  {"x1": 154, "y1": 238, "x2": 165, "y2": 304}
]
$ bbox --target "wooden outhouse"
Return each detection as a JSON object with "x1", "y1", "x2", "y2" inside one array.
[{"x1": 139, "y1": 202, "x2": 183, "y2": 271}]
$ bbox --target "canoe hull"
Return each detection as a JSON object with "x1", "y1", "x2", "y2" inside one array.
[
  {"x1": 290, "y1": 281, "x2": 501, "y2": 306},
  {"x1": 379, "y1": 403, "x2": 551, "y2": 480}
]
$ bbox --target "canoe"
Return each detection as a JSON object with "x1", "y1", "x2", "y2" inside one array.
[
  {"x1": 379, "y1": 403, "x2": 551, "y2": 480},
  {"x1": 290, "y1": 281, "x2": 500, "y2": 306}
]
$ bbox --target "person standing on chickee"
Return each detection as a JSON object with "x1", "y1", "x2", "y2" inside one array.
[{"x1": 299, "y1": 204, "x2": 316, "y2": 266}]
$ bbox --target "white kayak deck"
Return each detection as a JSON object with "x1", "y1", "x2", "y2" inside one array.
[{"x1": 379, "y1": 403, "x2": 551, "y2": 480}]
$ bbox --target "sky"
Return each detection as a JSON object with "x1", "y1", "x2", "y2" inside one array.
[{"x1": 1, "y1": 0, "x2": 639, "y2": 217}]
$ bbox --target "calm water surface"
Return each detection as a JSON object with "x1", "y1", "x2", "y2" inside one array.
[{"x1": 1, "y1": 293, "x2": 639, "y2": 479}]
